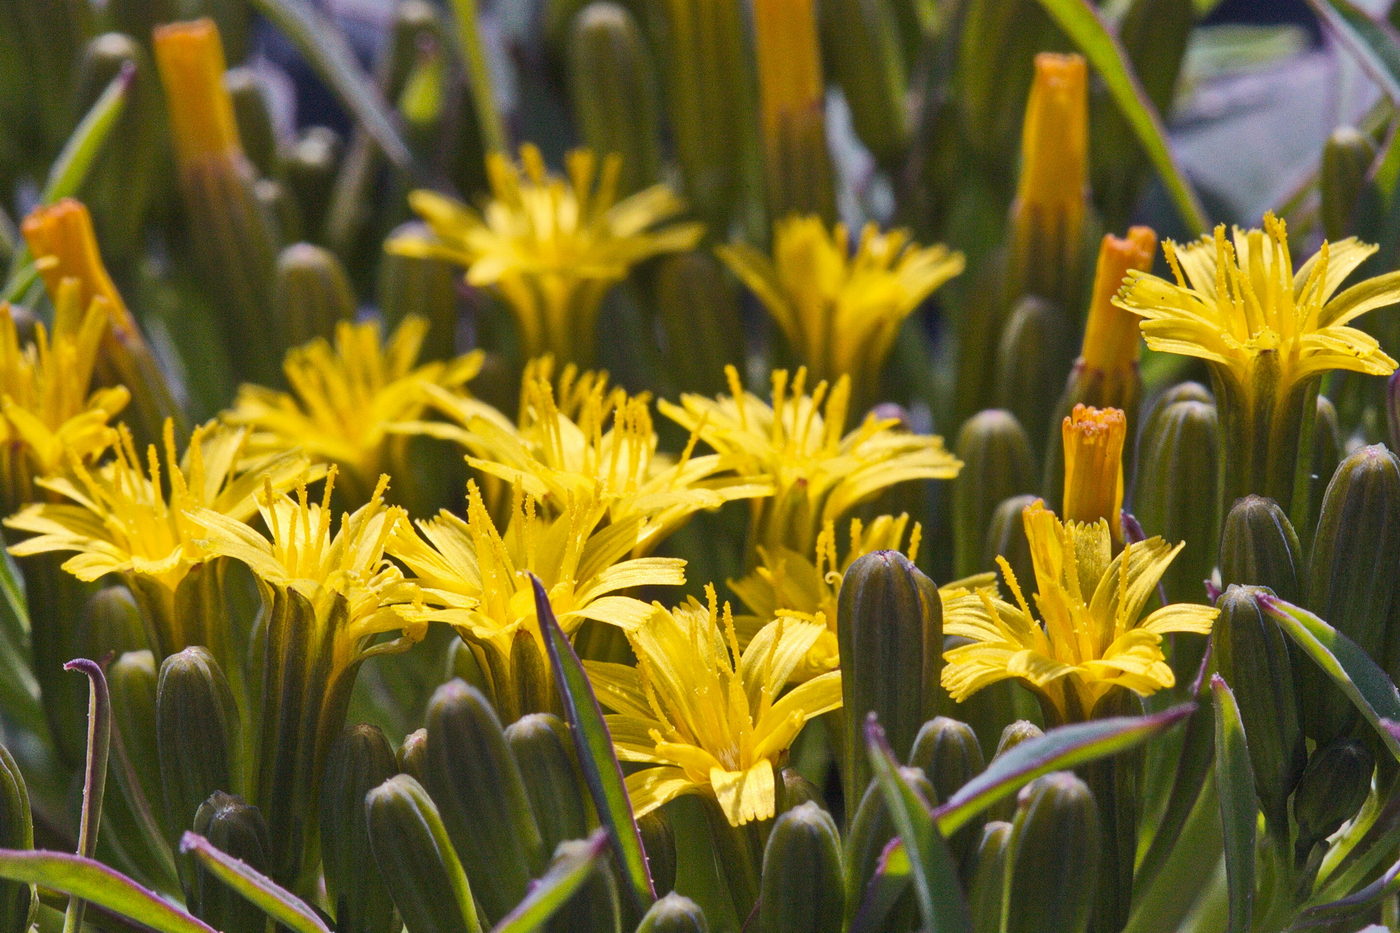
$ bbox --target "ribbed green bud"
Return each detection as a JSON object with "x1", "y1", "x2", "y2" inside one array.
[
  {"x1": 1293, "y1": 739, "x2": 1374, "y2": 860},
  {"x1": 82, "y1": 585, "x2": 147, "y2": 668},
  {"x1": 156, "y1": 647, "x2": 239, "y2": 845},
  {"x1": 995, "y1": 720, "x2": 1044, "y2": 757},
  {"x1": 274, "y1": 242, "x2": 354, "y2": 348},
  {"x1": 378, "y1": 220, "x2": 459, "y2": 361},
  {"x1": 819, "y1": 0, "x2": 908, "y2": 164},
  {"x1": 970, "y1": 821, "x2": 1012, "y2": 933},
  {"x1": 779, "y1": 767, "x2": 821, "y2": 813},
  {"x1": 953, "y1": 410, "x2": 1037, "y2": 578},
  {"x1": 399, "y1": 728, "x2": 428, "y2": 783},
  {"x1": 544, "y1": 838, "x2": 622, "y2": 933},
  {"x1": 1306, "y1": 395, "x2": 1342, "y2": 539},
  {"x1": 256, "y1": 176, "x2": 303, "y2": 245},
  {"x1": 758, "y1": 802, "x2": 844, "y2": 933},
  {"x1": 983, "y1": 493, "x2": 1036, "y2": 594},
  {"x1": 321, "y1": 724, "x2": 398, "y2": 933},
  {"x1": 105, "y1": 648, "x2": 179, "y2": 889},
  {"x1": 1321, "y1": 127, "x2": 1376, "y2": 241},
  {"x1": 1004, "y1": 773, "x2": 1100, "y2": 933},
  {"x1": 638, "y1": 810, "x2": 677, "y2": 898},
  {"x1": 0, "y1": 0, "x2": 86, "y2": 170},
  {"x1": 568, "y1": 4, "x2": 662, "y2": 195},
  {"x1": 994, "y1": 297, "x2": 1076, "y2": 456},
  {"x1": 909, "y1": 716, "x2": 986, "y2": 865},
  {"x1": 838, "y1": 551, "x2": 943, "y2": 822},
  {"x1": 1306, "y1": 445, "x2": 1400, "y2": 744},
  {"x1": 506, "y1": 713, "x2": 591, "y2": 851},
  {"x1": 0, "y1": 742, "x2": 32, "y2": 931},
  {"x1": 953, "y1": 0, "x2": 1058, "y2": 161},
  {"x1": 366, "y1": 774, "x2": 477, "y2": 933},
  {"x1": 1218, "y1": 495, "x2": 1303, "y2": 605},
  {"x1": 652, "y1": 252, "x2": 747, "y2": 397},
  {"x1": 1132, "y1": 397, "x2": 1219, "y2": 605},
  {"x1": 188, "y1": 792, "x2": 270, "y2": 933},
  {"x1": 504, "y1": 628, "x2": 553, "y2": 723},
  {"x1": 637, "y1": 892, "x2": 710, "y2": 933},
  {"x1": 842, "y1": 771, "x2": 934, "y2": 931},
  {"x1": 283, "y1": 125, "x2": 341, "y2": 238},
  {"x1": 424, "y1": 679, "x2": 545, "y2": 922}
]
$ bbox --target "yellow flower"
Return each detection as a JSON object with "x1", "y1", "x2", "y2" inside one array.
[
  {"x1": 388, "y1": 480, "x2": 685, "y2": 717},
  {"x1": 415, "y1": 358, "x2": 769, "y2": 547},
  {"x1": 224, "y1": 315, "x2": 482, "y2": 506},
  {"x1": 0, "y1": 290, "x2": 127, "y2": 512},
  {"x1": 718, "y1": 215, "x2": 963, "y2": 398},
  {"x1": 152, "y1": 18, "x2": 243, "y2": 165},
  {"x1": 658, "y1": 366, "x2": 961, "y2": 556},
  {"x1": 391, "y1": 144, "x2": 704, "y2": 366},
  {"x1": 6, "y1": 420, "x2": 313, "y2": 657},
  {"x1": 941, "y1": 500, "x2": 1217, "y2": 724},
  {"x1": 586, "y1": 587, "x2": 842, "y2": 826},
  {"x1": 1060, "y1": 404, "x2": 1126, "y2": 537}
]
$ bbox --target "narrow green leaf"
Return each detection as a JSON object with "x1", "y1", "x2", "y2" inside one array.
[
  {"x1": 1210, "y1": 675, "x2": 1256, "y2": 933},
  {"x1": 1306, "y1": 0, "x2": 1400, "y2": 103},
  {"x1": 0, "y1": 549, "x2": 42, "y2": 740},
  {"x1": 1134, "y1": 684, "x2": 1216, "y2": 898},
  {"x1": 179, "y1": 833, "x2": 330, "y2": 933},
  {"x1": 0, "y1": 849, "x2": 214, "y2": 933},
  {"x1": 531, "y1": 575, "x2": 655, "y2": 914},
  {"x1": 448, "y1": 0, "x2": 507, "y2": 154},
  {"x1": 64, "y1": 658, "x2": 112, "y2": 933},
  {"x1": 1258, "y1": 594, "x2": 1400, "y2": 761},
  {"x1": 246, "y1": 0, "x2": 421, "y2": 178},
  {"x1": 1298, "y1": 853, "x2": 1400, "y2": 927},
  {"x1": 1031, "y1": 0, "x2": 1208, "y2": 235},
  {"x1": 865, "y1": 716, "x2": 971, "y2": 933},
  {"x1": 491, "y1": 830, "x2": 610, "y2": 933},
  {"x1": 849, "y1": 839, "x2": 913, "y2": 933},
  {"x1": 933, "y1": 704, "x2": 1195, "y2": 835}
]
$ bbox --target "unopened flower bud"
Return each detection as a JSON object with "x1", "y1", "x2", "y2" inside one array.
[
  {"x1": 759, "y1": 801, "x2": 844, "y2": 933},
  {"x1": 1003, "y1": 773, "x2": 1100, "y2": 933},
  {"x1": 321, "y1": 724, "x2": 398, "y2": 933}
]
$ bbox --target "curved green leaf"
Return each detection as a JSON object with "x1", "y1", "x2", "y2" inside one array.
[
  {"x1": 179, "y1": 833, "x2": 330, "y2": 933},
  {"x1": 0, "y1": 849, "x2": 214, "y2": 933},
  {"x1": 64, "y1": 658, "x2": 112, "y2": 933},
  {"x1": 1032, "y1": 0, "x2": 1208, "y2": 234},
  {"x1": 491, "y1": 831, "x2": 610, "y2": 933},
  {"x1": 1210, "y1": 676, "x2": 1255, "y2": 933},
  {"x1": 1306, "y1": 0, "x2": 1400, "y2": 104},
  {"x1": 933, "y1": 704, "x2": 1195, "y2": 835}
]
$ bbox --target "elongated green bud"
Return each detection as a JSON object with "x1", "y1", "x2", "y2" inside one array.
[
  {"x1": 953, "y1": 0, "x2": 1058, "y2": 162},
  {"x1": 1293, "y1": 738, "x2": 1374, "y2": 861},
  {"x1": 366, "y1": 775, "x2": 478, "y2": 933},
  {"x1": 819, "y1": 0, "x2": 908, "y2": 164},
  {"x1": 1306, "y1": 396, "x2": 1342, "y2": 539},
  {"x1": 1218, "y1": 495, "x2": 1303, "y2": 605},
  {"x1": 1306, "y1": 445, "x2": 1400, "y2": 743},
  {"x1": 283, "y1": 126, "x2": 341, "y2": 237},
  {"x1": 424, "y1": 680, "x2": 545, "y2": 922},
  {"x1": 994, "y1": 296, "x2": 1075, "y2": 455},
  {"x1": 970, "y1": 821, "x2": 1012, "y2": 933},
  {"x1": 568, "y1": 4, "x2": 662, "y2": 195},
  {"x1": 652, "y1": 252, "x2": 747, "y2": 397},
  {"x1": 189, "y1": 792, "x2": 270, "y2": 933},
  {"x1": 984, "y1": 493, "x2": 1036, "y2": 593},
  {"x1": 1132, "y1": 397, "x2": 1219, "y2": 605},
  {"x1": 638, "y1": 810, "x2": 677, "y2": 897},
  {"x1": 157, "y1": 647, "x2": 238, "y2": 844},
  {"x1": 1004, "y1": 773, "x2": 1100, "y2": 933},
  {"x1": 378, "y1": 220, "x2": 458, "y2": 361},
  {"x1": 637, "y1": 892, "x2": 710, "y2": 932},
  {"x1": 223, "y1": 67, "x2": 277, "y2": 179},
  {"x1": 322, "y1": 724, "x2": 398, "y2": 933},
  {"x1": 1321, "y1": 127, "x2": 1376, "y2": 241},
  {"x1": 995, "y1": 720, "x2": 1044, "y2": 757},
  {"x1": 506, "y1": 713, "x2": 591, "y2": 851},
  {"x1": 838, "y1": 551, "x2": 942, "y2": 822},
  {"x1": 0, "y1": 0, "x2": 86, "y2": 167},
  {"x1": 82, "y1": 586, "x2": 147, "y2": 668},
  {"x1": 106, "y1": 648, "x2": 181, "y2": 888},
  {"x1": 399, "y1": 728, "x2": 428, "y2": 783},
  {"x1": 758, "y1": 801, "x2": 844, "y2": 933},
  {"x1": 953, "y1": 410, "x2": 1036, "y2": 578},
  {"x1": 0, "y1": 742, "x2": 32, "y2": 931},
  {"x1": 842, "y1": 771, "x2": 933, "y2": 930},
  {"x1": 909, "y1": 716, "x2": 985, "y2": 865},
  {"x1": 274, "y1": 242, "x2": 355, "y2": 348},
  {"x1": 506, "y1": 628, "x2": 553, "y2": 723}
]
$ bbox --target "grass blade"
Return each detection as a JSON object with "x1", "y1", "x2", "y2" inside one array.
[
  {"x1": 1210, "y1": 675, "x2": 1256, "y2": 933},
  {"x1": 0, "y1": 849, "x2": 214, "y2": 933},
  {"x1": 491, "y1": 830, "x2": 610, "y2": 933}
]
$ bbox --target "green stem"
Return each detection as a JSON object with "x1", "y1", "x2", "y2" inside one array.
[{"x1": 449, "y1": 0, "x2": 506, "y2": 154}]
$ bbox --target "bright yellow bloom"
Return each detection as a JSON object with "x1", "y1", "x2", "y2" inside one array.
[
  {"x1": 415, "y1": 358, "x2": 769, "y2": 547},
  {"x1": 392, "y1": 144, "x2": 704, "y2": 366},
  {"x1": 0, "y1": 290, "x2": 127, "y2": 511},
  {"x1": 224, "y1": 315, "x2": 482, "y2": 506},
  {"x1": 1113, "y1": 213, "x2": 1400, "y2": 393},
  {"x1": 586, "y1": 587, "x2": 842, "y2": 826},
  {"x1": 6, "y1": 420, "x2": 313, "y2": 657},
  {"x1": 1060, "y1": 405, "x2": 1126, "y2": 537},
  {"x1": 718, "y1": 215, "x2": 963, "y2": 397},
  {"x1": 941, "y1": 500, "x2": 1217, "y2": 724},
  {"x1": 1081, "y1": 227, "x2": 1157, "y2": 374},
  {"x1": 659, "y1": 366, "x2": 961, "y2": 556}
]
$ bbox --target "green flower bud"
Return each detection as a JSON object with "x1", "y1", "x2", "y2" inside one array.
[
  {"x1": 758, "y1": 801, "x2": 844, "y2": 933},
  {"x1": 637, "y1": 892, "x2": 710, "y2": 933},
  {"x1": 909, "y1": 716, "x2": 986, "y2": 866},
  {"x1": 399, "y1": 728, "x2": 428, "y2": 783},
  {"x1": 506, "y1": 713, "x2": 592, "y2": 851},
  {"x1": 954, "y1": 410, "x2": 1037, "y2": 578},
  {"x1": 156, "y1": 647, "x2": 239, "y2": 846},
  {"x1": 0, "y1": 741, "x2": 32, "y2": 931},
  {"x1": 838, "y1": 551, "x2": 943, "y2": 822},
  {"x1": 652, "y1": 252, "x2": 746, "y2": 397},
  {"x1": 366, "y1": 774, "x2": 478, "y2": 933},
  {"x1": 984, "y1": 721, "x2": 1045, "y2": 823},
  {"x1": 82, "y1": 586, "x2": 147, "y2": 671},
  {"x1": 321, "y1": 724, "x2": 398, "y2": 933},
  {"x1": 779, "y1": 767, "x2": 821, "y2": 814},
  {"x1": 424, "y1": 680, "x2": 545, "y2": 922},
  {"x1": 106, "y1": 649, "x2": 178, "y2": 889},
  {"x1": 970, "y1": 821, "x2": 1012, "y2": 933},
  {"x1": 818, "y1": 0, "x2": 908, "y2": 164},
  {"x1": 638, "y1": 810, "x2": 677, "y2": 898},
  {"x1": 994, "y1": 297, "x2": 1075, "y2": 454},
  {"x1": 983, "y1": 493, "x2": 1037, "y2": 595},
  {"x1": 188, "y1": 792, "x2": 270, "y2": 933},
  {"x1": 1219, "y1": 495, "x2": 1303, "y2": 605},
  {"x1": 377, "y1": 221, "x2": 459, "y2": 362},
  {"x1": 506, "y1": 628, "x2": 553, "y2": 723},
  {"x1": 544, "y1": 838, "x2": 622, "y2": 933},
  {"x1": 283, "y1": 125, "x2": 341, "y2": 238},
  {"x1": 224, "y1": 67, "x2": 277, "y2": 178},
  {"x1": 1004, "y1": 773, "x2": 1100, "y2": 933},
  {"x1": 842, "y1": 770, "x2": 934, "y2": 930},
  {"x1": 1293, "y1": 738, "x2": 1374, "y2": 860},
  {"x1": 1306, "y1": 395, "x2": 1342, "y2": 540},
  {"x1": 953, "y1": 0, "x2": 1059, "y2": 162},
  {"x1": 273, "y1": 242, "x2": 354, "y2": 348},
  {"x1": 1321, "y1": 127, "x2": 1376, "y2": 241}
]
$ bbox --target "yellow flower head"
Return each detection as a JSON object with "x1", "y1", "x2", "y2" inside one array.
[
  {"x1": 22, "y1": 199, "x2": 136, "y2": 335},
  {"x1": 1081, "y1": 227, "x2": 1157, "y2": 373},
  {"x1": 0, "y1": 291, "x2": 127, "y2": 510},
  {"x1": 659, "y1": 366, "x2": 961, "y2": 556},
  {"x1": 224, "y1": 315, "x2": 482, "y2": 505},
  {"x1": 1112, "y1": 213, "x2": 1400, "y2": 397},
  {"x1": 586, "y1": 587, "x2": 842, "y2": 826},
  {"x1": 941, "y1": 500, "x2": 1217, "y2": 724},
  {"x1": 392, "y1": 144, "x2": 704, "y2": 365},
  {"x1": 1060, "y1": 404, "x2": 1126, "y2": 536},
  {"x1": 718, "y1": 215, "x2": 964, "y2": 395},
  {"x1": 418, "y1": 358, "x2": 769, "y2": 546}
]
